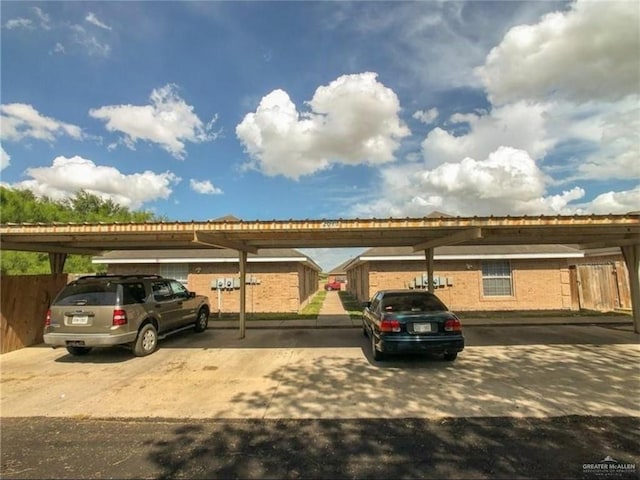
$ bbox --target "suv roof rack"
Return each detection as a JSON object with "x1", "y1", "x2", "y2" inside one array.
[{"x1": 75, "y1": 274, "x2": 164, "y2": 281}]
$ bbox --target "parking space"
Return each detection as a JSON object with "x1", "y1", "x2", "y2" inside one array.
[{"x1": 1, "y1": 324, "x2": 638, "y2": 420}]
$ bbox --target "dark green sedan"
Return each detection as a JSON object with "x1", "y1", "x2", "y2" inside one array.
[{"x1": 362, "y1": 290, "x2": 464, "y2": 361}]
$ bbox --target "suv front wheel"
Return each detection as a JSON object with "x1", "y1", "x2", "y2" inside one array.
[
  {"x1": 133, "y1": 323, "x2": 158, "y2": 357},
  {"x1": 194, "y1": 308, "x2": 209, "y2": 332}
]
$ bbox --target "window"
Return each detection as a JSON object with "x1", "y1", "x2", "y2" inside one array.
[
  {"x1": 152, "y1": 281, "x2": 173, "y2": 302},
  {"x1": 370, "y1": 293, "x2": 382, "y2": 313},
  {"x1": 482, "y1": 261, "x2": 513, "y2": 296},
  {"x1": 160, "y1": 264, "x2": 188, "y2": 285},
  {"x1": 55, "y1": 283, "x2": 118, "y2": 306},
  {"x1": 169, "y1": 280, "x2": 189, "y2": 300},
  {"x1": 381, "y1": 292, "x2": 447, "y2": 313},
  {"x1": 121, "y1": 283, "x2": 147, "y2": 305}
]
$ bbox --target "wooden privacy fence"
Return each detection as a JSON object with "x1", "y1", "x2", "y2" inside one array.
[
  {"x1": 1, "y1": 274, "x2": 68, "y2": 353},
  {"x1": 576, "y1": 262, "x2": 631, "y2": 312}
]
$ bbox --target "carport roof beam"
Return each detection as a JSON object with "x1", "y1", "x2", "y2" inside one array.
[
  {"x1": 193, "y1": 232, "x2": 259, "y2": 254},
  {"x1": 0, "y1": 242, "x2": 104, "y2": 255},
  {"x1": 413, "y1": 227, "x2": 483, "y2": 251}
]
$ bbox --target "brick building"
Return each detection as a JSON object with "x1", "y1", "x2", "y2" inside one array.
[
  {"x1": 345, "y1": 245, "x2": 630, "y2": 312},
  {"x1": 93, "y1": 249, "x2": 321, "y2": 314}
]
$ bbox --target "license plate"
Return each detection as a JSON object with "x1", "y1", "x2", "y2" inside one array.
[
  {"x1": 414, "y1": 323, "x2": 433, "y2": 333},
  {"x1": 71, "y1": 315, "x2": 89, "y2": 325}
]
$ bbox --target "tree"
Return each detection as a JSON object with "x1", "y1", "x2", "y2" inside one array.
[{"x1": 0, "y1": 187, "x2": 159, "y2": 274}]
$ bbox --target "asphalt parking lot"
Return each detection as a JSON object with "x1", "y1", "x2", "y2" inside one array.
[{"x1": 1, "y1": 323, "x2": 639, "y2": 479}]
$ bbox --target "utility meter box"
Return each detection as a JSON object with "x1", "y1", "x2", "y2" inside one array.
[
  {"x1": 225, "y1": 278, "x2": 233, "y2": 290},
  {"x1": 216, "y1": 278, "x2": 225, "y2": 290}
]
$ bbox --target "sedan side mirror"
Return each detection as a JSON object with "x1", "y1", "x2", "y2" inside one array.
[
  {"x1": 189, "y1": 291, "x2": 196, "y2": 298},
  {"x1": 362, "y1": 301, "x2": 371, "y2": 309}
]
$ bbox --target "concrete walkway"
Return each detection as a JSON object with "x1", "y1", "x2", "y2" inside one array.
[{"x1": 316, "y1": 290, "x2": 354, "y2": 327}]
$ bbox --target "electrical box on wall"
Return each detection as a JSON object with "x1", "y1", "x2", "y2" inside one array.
[
  {"x1": 212, "y1": 277, "x2": 256, "y2": 290},
  {"x1": 409, "y1": 274, "x2": 454, "y2": 290}
]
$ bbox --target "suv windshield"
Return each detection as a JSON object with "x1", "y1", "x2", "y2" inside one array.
[{"x1": 54, "y1": 282, "x2": 119, "y2": 306}]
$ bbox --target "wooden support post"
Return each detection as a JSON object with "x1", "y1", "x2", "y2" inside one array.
[
  {"x1": 48, "y1": 253, "x2": 67, "y2": 274},
  {"x1": 425, "y1": 248, "x2": 434, "y2": 293},
  {"x1": 621, "y1": 244, "x2": 640, "y2": 334},
  {"x1": 239, "y1": 250, "x2": 248, "y2": 339}
]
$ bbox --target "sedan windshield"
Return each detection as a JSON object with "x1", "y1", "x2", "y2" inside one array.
[{"x1": 381, "y1": 293, "x2": 447, "y2": 313}]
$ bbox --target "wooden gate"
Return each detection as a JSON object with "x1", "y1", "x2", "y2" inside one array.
[
  {"x1": 1, "y1": 274, "x2": 68, "y2": 353},
  {"x1": 576, "y1": 262, "x2": 631, "y2": 312}
]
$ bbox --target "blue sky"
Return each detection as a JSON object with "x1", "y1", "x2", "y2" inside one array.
[{"x1": 1, "y1": 1, "x2": 639, "y2": 270}]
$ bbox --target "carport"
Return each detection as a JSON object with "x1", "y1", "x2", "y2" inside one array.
[{"x1": 1, "y1": 213, "x2": 639, "y2": 334}]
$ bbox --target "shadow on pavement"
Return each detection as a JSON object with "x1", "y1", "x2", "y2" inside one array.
[
  {"x1": 144, "y1": 416, "x2": 639, "y2": 480},
  {"x1": 2, "y1": 416, "x2": 637, "y2": 479}
]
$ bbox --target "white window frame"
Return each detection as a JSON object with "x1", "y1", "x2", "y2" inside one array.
[
  {"x1": 159, "y1": 263, "x2": 189, "y2": 285},
  {"x1": 481, "y1": 260, "x2": 513, "y2": 297}
]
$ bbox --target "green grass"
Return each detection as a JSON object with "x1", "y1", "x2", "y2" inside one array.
[
  {"x1": 300, "y1": 289, "x2": 327, "y2": 315},
  {"x1": 338, "y1": 290, "x2": 365, "y2": 319},
  {"x1": 209, "y1": 289, "x2": 327, "y2": 321}
]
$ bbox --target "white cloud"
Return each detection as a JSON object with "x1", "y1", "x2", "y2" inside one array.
[
  {"x1": 190, "y1": 179, "x2": 223, "y2": 195},
  {"x1": 568, "y1": 98, "x2": 640, "y2": 181},
  {"x1": 352, "y1": 142, "x2": 639, "y2": 218},
  {"x1": 578, "y1": 187, "x2": 640, "y2": 214},
  {"x1": 90, "y1": 84, "x2": 219, "y2": 159},
  {"x1": 0, "y1": 103, "x2": 83, "y2": 142},
  {"x1": 421, "y1": 101, "x2": 554, "y2": 167},
  {"x1": 352, "y1": 147, "x2": 594, "y2": 217},
  {"x1": 85, "y1": 12, "x2": 112, "y2": 31},
  {"x1": 31, "y1": 7, "x2": 51, "y2": 30},
  {"x1": 51, "y1": 42, "x2": 66, "y2": 55},
  {"x1": 4, "y1": 18, "x2": 34, "y2": 30},
  {"x1": 236, "y1": 72, "x2": 410, "y2": 179},
  {"x1": 413, "y1": 108, "x2": 439, "y2": 125},
  {"x1": 1, "y1": 146, "x2": 10, "y2": 171},
  {"x1": 477, "y1": 0, "x2": 640, "y2": 105},
  {"x1": 11, "y1": 155, "x2": 180, "y2": 209},
  {"x1": 70, "y1": 24, "x2": 111, "y2": 57},
  {"x1": 3, "y1": 8, "x2": 50, "y2": 31}
]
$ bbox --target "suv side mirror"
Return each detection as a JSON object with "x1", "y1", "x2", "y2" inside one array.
[
  {"x1": 363, "y1": 301, "x2": 371, "y2": 309},
  {"x1": 189, "y1": 291, "x2": 196, "y2": 298}
]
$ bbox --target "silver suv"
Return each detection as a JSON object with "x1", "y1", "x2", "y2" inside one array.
[{"x1": 44, "y1": 274, "x2": 210, "y2": 357}]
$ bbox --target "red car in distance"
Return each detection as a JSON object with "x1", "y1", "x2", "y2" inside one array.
[{"x1": 324, "y1": 281, "x2": 343, "y2": 291}]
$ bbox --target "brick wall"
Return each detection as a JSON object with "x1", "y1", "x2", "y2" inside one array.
[
  {"x1": 298, "y1": 264, "x2": 320, "y2": 309},
  {"x1": 108, "y1": 262, "x2": 315, "y2": 313},
  {"x1": 347, "y1": 263, "x2": 369, "y2": 301},
  {"x1": 348, "y1": 258, "x2": 579, "y2": 311}
]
